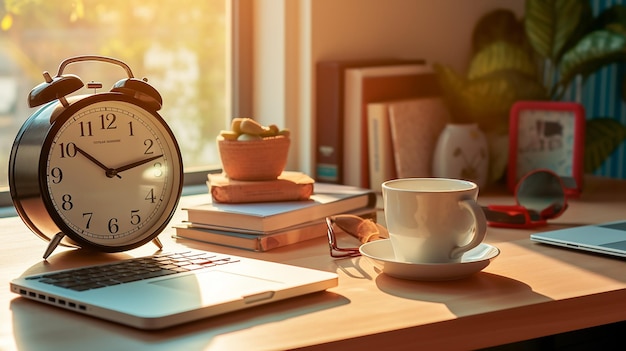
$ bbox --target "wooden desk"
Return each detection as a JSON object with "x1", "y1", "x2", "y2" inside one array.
[{"x1": 2, "y1": 176, "x2": 626, "y2": 351}]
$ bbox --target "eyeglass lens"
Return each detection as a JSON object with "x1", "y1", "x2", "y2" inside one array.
[{"x1": 516, "y1": 170, "x2": 566, "y2": 219}]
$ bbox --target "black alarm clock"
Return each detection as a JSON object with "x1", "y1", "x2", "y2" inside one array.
[{"x1": 9, "y1": 55, "x2": 184, "y2": 259}]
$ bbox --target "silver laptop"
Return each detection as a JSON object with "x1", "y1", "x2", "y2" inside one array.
[
  {"x1": 10, "y1": 249, "x2": 337, "y2": 329},
  {"x1": 530, "y1": 220, "x2": 626, "y2": 258}
]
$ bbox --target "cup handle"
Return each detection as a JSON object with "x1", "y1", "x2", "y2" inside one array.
[{"x1": 450, "y1": 198, "x2": 487, "y2": 259}]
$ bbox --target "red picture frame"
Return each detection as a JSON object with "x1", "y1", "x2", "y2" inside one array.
[{"x1": 508, "y1": 101, "x2": 585, "y2": 197}]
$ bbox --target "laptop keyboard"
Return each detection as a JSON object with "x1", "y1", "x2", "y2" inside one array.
[{"x1": 26, "y1": 251, "x2": 239, "y2": 292}]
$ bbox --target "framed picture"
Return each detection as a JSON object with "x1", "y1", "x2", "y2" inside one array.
[{"x1": 508, "y1": 101, "x2": 585, "y2": 197}]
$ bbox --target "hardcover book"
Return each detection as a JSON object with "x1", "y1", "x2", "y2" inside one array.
[
  {"x1": 314, "y1": 59, "x2": 425, "y2": 184},
  {"x1": 208, "y1": 171, "x2": 315, "y2": 203},
  {"x1": 343, "y1": 64, "x2": 439, "y2": 187},
  {"x1": 388, "y1": 97, "x2": 450, "y2": 178},
  {"x1": 182, "y1": 183, "x2": 376, "y2": 232}
]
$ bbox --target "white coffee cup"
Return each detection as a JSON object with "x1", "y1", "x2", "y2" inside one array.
[{"x1": 382, "y1": 178, "x2": 487, "y2": 264}]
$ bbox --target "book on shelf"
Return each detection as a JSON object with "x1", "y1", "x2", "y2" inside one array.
[
  {"x1": 388, "y1": 97, "x2": 450, "y2": 179},
  {"x1": 366, "y1": 101, "x2": 397, "y2": 193},
  {"x1": 182, "y1": 182, "x2": 376, "y2": 233},
  {"x1": 314, "y1": 58, "x2": 425, "y2": 184},
  {"x1": 208, "y1": 171, "x2": 315, "y2": 203},
  {"x1": 173, "y1": 207, "x2": 377, "y2": 252},
  {"x1": 343, "y1": 63, "x2": 440, "y2": 188}
]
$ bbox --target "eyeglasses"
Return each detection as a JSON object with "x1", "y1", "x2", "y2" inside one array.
[
  {"x1": 483, "y1": 169, "x2": 568, "y2": 228},
  {"x1": 326, "y1": 214, "x2": 388, "y2": 258}
]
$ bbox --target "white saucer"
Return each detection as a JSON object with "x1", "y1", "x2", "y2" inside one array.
[{"x1": 359, "y1": 240, "x2": 500, "y2": 281}]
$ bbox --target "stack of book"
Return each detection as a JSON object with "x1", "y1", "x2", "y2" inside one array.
[
  {"x1": 173, "y1": 180, "x2": 377, "y2": 252},
  {"x1": 315, "y1": 58, "x2": 445, "y2": 192}
]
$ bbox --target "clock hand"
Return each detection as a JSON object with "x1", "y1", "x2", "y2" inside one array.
[
  {"x1": 75, "y1": 146, "x2": 121, "y2": 179},
  {"x1": 115, "y1": 154, "x2": 164, "y2": 174}
]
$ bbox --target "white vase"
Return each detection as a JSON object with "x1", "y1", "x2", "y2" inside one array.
[{"x1": 432, "y1": 123, "x2": 489, "y2": 187}]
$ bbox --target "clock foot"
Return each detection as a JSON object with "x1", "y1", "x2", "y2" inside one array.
[
  {"x1": 43, "y1": 232, "x2": 65, "y2": 260},
  {"x1": 152, "y1": 237, "x2": 163, "y2": 250}
]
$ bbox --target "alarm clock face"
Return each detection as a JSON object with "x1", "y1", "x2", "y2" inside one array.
[
  {"x1": 515, "y1": 109, "x2": 576, "y2": 179},
  {"x1": 43, "y1": 98, "x2": 182, "y2": 248}
]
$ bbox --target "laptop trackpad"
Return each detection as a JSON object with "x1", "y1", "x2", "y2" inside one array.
[{"x1": 151, "y1": 270, "x2": 283, "y2": 300}]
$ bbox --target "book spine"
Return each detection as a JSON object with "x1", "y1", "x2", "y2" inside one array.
[
  {"x1": 173, "y1": 218, "x2": 330, "y2": 252},
  {"x1": 258, "y1": 208, "x2": 379, "y2": 251},
  {"x1": 367, "y1": 102, "x2": 394, "y2": 192},
  {"x1": 174, "y1": 226, "x2": 260, "y2": 251},
  {"x1": 343, "y1": 68, "x2": 364, "y2": 188},
  {"x1": 210, "y1": 181, "x2": 314, "y2": 203},
  {"x1": 256, "y1": 221, "x2": 327, "y2": 251},
  {"x1": 315, "y1": 62, "x2": 345, "y2": 184}
]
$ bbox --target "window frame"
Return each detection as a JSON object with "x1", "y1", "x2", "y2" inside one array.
[{"x1": 0, "y1": 0, "x2": 251, "y2": 213}]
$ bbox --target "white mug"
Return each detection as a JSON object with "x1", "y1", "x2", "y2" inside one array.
[{"x1": 382, "y1": 178, "x2": 487, "y2": 263}]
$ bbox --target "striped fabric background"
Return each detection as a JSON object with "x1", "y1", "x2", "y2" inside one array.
[{"x1": 564, "y1": 0, "x2": 626, "y2": 179}]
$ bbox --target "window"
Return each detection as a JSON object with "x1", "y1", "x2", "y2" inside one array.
[{"x1": 0, "y1": 0, "x2": 231, "y2": 207}]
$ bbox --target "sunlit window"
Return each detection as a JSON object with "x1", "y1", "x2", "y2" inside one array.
[{"x1": 0, "y1": 0, "x2": 229, "y2": 190}]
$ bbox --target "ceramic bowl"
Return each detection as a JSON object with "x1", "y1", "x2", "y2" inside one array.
[{"x1": 217, "y1": 136, "x2": 290, "y2": 181}]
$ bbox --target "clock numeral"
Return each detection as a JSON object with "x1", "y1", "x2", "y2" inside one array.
[
  {"x1": 108, "y1": 218, "x2": 119, "y2": 234},
  {"x1": 100, "y1": 113, "x2": 117, "y2": 130},
  {"x1": 61, "y1": 194, "x2": 73, "y2": 211},
  {"x1": 59, "y1": 142, "x2": 77, "y2": 158},
  {"x1": 145, "y1": 188, "x2": 156, "y2": 203},
  {"x1": 83, "y1": 212, "x2": 93, "y2": 229},
  {"x1": 128, "y1": 121, "x2": 134, "y2": 136},
  {"x1": 130, "y1": 210, "x2": 141, "y2": 225},
  {"x1": 144, "y1": 139, "x2": 154, "y2": 155},
  {"x1": 79, "y1": 121, "x2": 93, "y2": 137},
  {"x1": 153, "y1": 162, "x2": 163, "y2": 177},
  {"x1": 50, "y1": 167, "x2": 63, "y2": 184}
]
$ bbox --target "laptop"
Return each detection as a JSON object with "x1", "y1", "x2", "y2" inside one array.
[
  {"x1": 530, "y1": 220, "x2": 626, "y2": 258},
  {"x1": 10, "y1": 250, "x2": 338, "y2": 330}
]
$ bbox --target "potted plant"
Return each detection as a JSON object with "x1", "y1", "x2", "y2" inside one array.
[{"x1": 435, "y1": 0, "x2": 626, "y2": 182}]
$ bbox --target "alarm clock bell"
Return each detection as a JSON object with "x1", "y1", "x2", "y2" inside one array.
[
  {"x1": 28, "y1": 55, "x2": 163, "y2": 111},
  {"x1": 10, "y1": 55, "x2": 183, "y2": 259}
]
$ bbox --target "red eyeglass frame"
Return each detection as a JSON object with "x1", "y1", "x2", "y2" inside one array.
[{"x1": 483, "y1": 169, "x2": 568, "y2": 229}]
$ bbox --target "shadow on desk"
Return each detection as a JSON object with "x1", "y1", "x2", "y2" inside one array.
[
  {"x1": 10, "y1": 289, "x2": 348, "y2": 351},
  {"x1": 17, "y1": 248, "x2": 140, "y2": 277},
  {"x1": 375, "y1": 272, "x2": 551, "y2": 316}
]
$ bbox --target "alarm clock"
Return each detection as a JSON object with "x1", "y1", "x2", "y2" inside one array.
[
  {"x1": 8, "y1": 55, "x2": 184, "y2": 259},
  {"x1": 508, "y1": 101, "x2": 585, "y2": 197}
]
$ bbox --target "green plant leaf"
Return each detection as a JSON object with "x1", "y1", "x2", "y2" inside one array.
[
  {"x1": 433, "y1": 63, "x2": 467, "y2": 119},
  {"x1": 525, "y1": 0, "x2": 586, "y2": 62},
  {"x1": 557, "y1": 30, "x2": 626, "y2": 97},
  {"x1": 463, "y1": 71, "x2": 547, "y2": 132},
  {"x1": 472, "y1": 9, "x2": 525, "y2": 55},
  {"x1": 435, "y1": 65, "x2": 548, "y2": 133},
  {"x1": 468, "y1": 41, "x2": 537, "y2": 80},
  {"x1": 585, "y1": 118, "x2": 626, "y2": 172}
]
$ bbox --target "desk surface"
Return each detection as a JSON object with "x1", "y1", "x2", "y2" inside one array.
[{"x1": 2, "y1": 176, "x2": 626, "y2": 351}]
